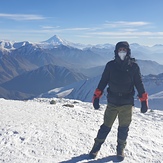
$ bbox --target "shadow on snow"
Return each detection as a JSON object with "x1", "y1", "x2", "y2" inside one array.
[{"x1": 60, "y1": 154, "x2": 123, "y2": 163}]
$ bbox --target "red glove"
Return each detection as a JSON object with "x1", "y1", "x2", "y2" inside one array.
[
  {"x1": 139, "y1": 93, "x2": 148, "y2": 113},
  {"x1": 139, "y1": 92, "x2": 148, "y2": 102},
  {"x1": 92, "y1": 89, "x2": 102, "y2": 109}
]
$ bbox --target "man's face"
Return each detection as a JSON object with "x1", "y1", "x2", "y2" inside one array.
[{"x1": 118, "y1": 47, "x2": 127, "y2": 60}]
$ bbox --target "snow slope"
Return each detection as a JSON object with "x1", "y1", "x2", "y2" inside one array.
[{"x1": 0, "y1": 98, "x2": 163, "y2": 163}]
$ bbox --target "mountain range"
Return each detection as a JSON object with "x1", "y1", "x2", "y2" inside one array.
[
  {"x1": 0, "y1": 64, "x2": 87, "y2": 99},
  {"x1": 1, "y1": 35, "x2": 163, "y2": 101}
]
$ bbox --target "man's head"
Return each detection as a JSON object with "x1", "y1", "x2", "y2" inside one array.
[{"x1": 114, "y1": 41, "x2": 131, "y2": 61}]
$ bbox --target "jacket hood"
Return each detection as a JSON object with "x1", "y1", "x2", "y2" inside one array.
[
  {"x1": 115, "y1": 41, "x2": 130, "y2": 51},
  {"x1": 114, "y1": 41, "x2": 131, "y2": 60}
]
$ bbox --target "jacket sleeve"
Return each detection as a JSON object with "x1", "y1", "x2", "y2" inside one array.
[
  {"x1": 133, "y1": 64, "x2": 145, "y2": 96},
  {"x1": 97, "y1": 63, "x2": 110, "y2": 91}
]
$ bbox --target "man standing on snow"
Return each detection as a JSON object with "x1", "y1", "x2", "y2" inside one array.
[{"x1": 89, "y1": 41, "x2": 148, "y2": 161}]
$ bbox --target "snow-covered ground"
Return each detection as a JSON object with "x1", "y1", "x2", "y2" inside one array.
[{"x1": 0, "y1": 98, "x2": 163, "y2": 163}]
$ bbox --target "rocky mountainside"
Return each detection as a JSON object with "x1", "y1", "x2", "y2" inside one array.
[
  {"x1": 0, "y1": 64, "x2": 87, "y2": 100},
  {"x1": 40, "y1": 73, "x2": 163, "y2": 110}
]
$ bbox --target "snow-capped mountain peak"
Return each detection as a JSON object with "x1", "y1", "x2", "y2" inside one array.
[
  {"x1": 0, "y1": 40, "x2": 31, "y2": 50},
  {"x1": 40, "y1": 35, "x2": 92, "y2": 49},
  {"x1": 42, "y1": 35, "x2": 68, "y2": 45}
]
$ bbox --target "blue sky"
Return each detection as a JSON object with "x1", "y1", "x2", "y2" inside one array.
[{"x1": 0, "y1": 0, "x2": 163, "y2": 46}]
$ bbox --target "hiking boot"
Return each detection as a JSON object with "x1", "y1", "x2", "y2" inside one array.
[
  {"x1": 117, "y1": 148, "x2": 125, "y2": 161},
  {"x1": 89, "y1": 140, "x2": 103, "y2": 159},
  {"x1": 89, "y1": 151, "x2": 99, "y2": 159},
  {"x1": 116, "y1": 138, "x2": 126, "y2": 161}
]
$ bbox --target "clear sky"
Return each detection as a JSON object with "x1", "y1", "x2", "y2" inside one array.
[{"x1": 0, "y1": 0, "x2": 163, "y2": 46}]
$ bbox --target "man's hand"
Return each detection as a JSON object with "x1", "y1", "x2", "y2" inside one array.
[
  {"x1": 139, "y1": 93, "x2": 148, "y2": 113},
  {"x1": 92, "y1": 89, "x2": 102, "y2": 110}
]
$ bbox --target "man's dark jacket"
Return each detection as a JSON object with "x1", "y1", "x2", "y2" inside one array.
[{"x1": 97, "y1": 57, "x2": 145, "y2": 106}]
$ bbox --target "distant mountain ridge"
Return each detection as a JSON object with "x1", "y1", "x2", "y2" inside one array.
[
  {"x1": 40, "y1": 73, "x2": 163, "y2": 110},
  {"x1": 0, "y1": 40, "x2": 31, "y2": 50},
  {"x1": 0, "y1": 54, "x2": 38, "y2": 83},
  {"x1": 0, "y1": 64, "x2": 87, "y2": 99},
  {"x1": 1, "y1": 35, "x2": 163, "y2": 100}
]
